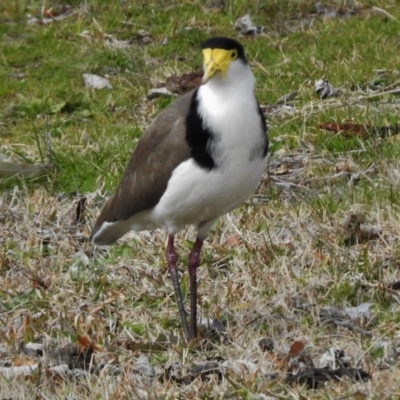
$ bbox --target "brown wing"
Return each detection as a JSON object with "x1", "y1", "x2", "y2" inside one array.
[{"x1": 91, "y1": 90, "x2": 194, "y2": 236}]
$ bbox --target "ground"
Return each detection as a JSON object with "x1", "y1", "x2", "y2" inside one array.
[{"x1": 1, "y1": 0, "x2": 400, "y2": 399}]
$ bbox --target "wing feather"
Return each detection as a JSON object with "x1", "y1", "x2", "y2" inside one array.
[{"x1": 91, "y1": 90, "x2": 194, "y2": 237}]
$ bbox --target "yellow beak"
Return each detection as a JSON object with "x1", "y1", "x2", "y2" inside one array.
[{"x1": 201, "y1": 48, "x2": 232, "y2": 84}]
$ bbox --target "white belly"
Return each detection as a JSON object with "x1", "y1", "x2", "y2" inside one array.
[{"x1": 148, "y1": 156, "x2": 266, "y2": 234}]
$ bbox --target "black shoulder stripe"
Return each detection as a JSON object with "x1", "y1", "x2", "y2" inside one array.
[
  {"x1": 185, "y1": 89, "x2": 216, "y2": 170},
  {"x1": 258, "y1": 105, "x2": 269, "y2": 157}
]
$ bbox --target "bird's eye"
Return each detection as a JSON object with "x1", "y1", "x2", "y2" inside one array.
[{"x1": 231, "y1": 51, "x2": 237, "y2": 59}]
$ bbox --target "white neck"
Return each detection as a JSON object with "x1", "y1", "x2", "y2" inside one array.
[
  {"x1": 196, "y1": 60, "x2": 263, "y2": 166},
  {"x1": 200, "y1": 59, "x2": 255, "y2": 98}
]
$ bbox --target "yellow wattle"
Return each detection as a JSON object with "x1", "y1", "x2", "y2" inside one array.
[{"x1": 202, "y1": 48, "x2": 232, "y2": 84}]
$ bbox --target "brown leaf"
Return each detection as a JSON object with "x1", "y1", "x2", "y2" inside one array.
[
  {"x1": 288, "y1": 340, "x2": 305, "y2": 358},
  {"x1": 317, "y1": 122, "x2": 369, "y2": 137},
  {"x1": 317, "y1": 122, "x2": 400, "y2": 138},
  {"x1": 45, "y1": 367, "x2": 66, "y2": 383},
  {"x1": 271, "y1": 164, "x2": 289, "y2": 175},
  {"x1": 314, "y1": 251, "x2": 327, "y2": 261},
  {"x1": 334, "y1": 160, "x2": 352, "y2": 173},
  {"x1": 8, "y1": 325, "x2": 16, "y2": 342},
  {"x1": 268, "y1": 354, "x2": 287, "y2": 369},
  {"x1": 223, "y1": 234, "x2": 240, "y2": 247},
  {"x1": 77, "y1": 335, "x2": 101, "y2": 352},
  {"x1": 353, "y1": 390, "x2": 367, "y2": 400},
  {"x1": 13, "y1": 355, "x2": 37, "y2": 367},
  {"x1": 42, "y1": 4, "x2": 71, "y2": 18},
  {"x1": 165, "y1": 69, "x2": 203, "y2": 94}
]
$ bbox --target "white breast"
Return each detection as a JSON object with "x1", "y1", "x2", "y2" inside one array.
[{"x1": 147, "y1": 63, "x2": 267, "y2": 236}]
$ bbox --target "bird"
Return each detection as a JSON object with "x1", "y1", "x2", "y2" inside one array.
[{"x1": 91, "y1": 37, "x2": 269, "y2": 342}]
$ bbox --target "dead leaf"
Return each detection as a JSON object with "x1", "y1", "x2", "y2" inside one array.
[
  {"x1": 270, "y1": 164, "x2": 289, "y2": 175},
  {"x1": 77, "y1": 335, "x2": 101, "y2": 352},
  {"x1": 42, "y1": 4, "x2": 71, "y2": 18},
  {"x1": 165, "y1": 69, "x2": 203, "y2": 94},
  {"x1": 12, "y1": 355, "x2": 37, "y2": 367},
  {"x1": 223, "y1": 233, "x2": 240, "y2": 247},
  {"x1": 353, "y1": 390, "x2": 367, "y2": 400},
  {"x1": 27, "y1": 6, "x2": 73, "y2": 25},
  {"x1": 8, "y1": 325, "x2": 16, "y2": 342},
  {"x1": 334, "y1": 160, "x2": 352, "y2": 173},
  {"x1": 42, "y1": 8, "x2": 54, "y2": 18},
  {"x1": 288, "y1": 340, "x2": 305, "y2": 358},
  {"x1": 269, "y1": 354, "x2": 287, "y2": 369},
  {"x1": 317, "y1": 121, "x2": 400, "y2": 138},
  {"x1": 314, "y1": 251, "x2": 327, "y2": 261},
  {"x1": 318, "y1": 122, "x2": 369, "y2": 137}
]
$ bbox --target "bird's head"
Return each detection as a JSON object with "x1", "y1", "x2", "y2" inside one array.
[{"x1": 201, "y1": 37, "x2": 247, "y2": 85}]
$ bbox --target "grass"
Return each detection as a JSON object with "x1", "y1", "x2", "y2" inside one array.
[{"x1": 1, "y1": 0, "x2": 400, "y2": 398}]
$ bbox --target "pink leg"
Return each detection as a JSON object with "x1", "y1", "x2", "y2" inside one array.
[
  {"x1": 166, "y1": 234, "x2": 190, "y2": 341},
  {"x1": 188, "y1": 237, "x2": 204, "y2": 339}
]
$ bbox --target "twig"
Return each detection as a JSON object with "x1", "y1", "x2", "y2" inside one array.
[
  {"x1": 285, "y1": 97, "x2": 400, "y2": 123},
  {"x1": 366, "y1": 87, "x2": 400, "y2": 99},
  {"x1": 269, "y1": 176, "x2": 310, "y2": 190},
  {"x1": 372, "y1": 6, "x2": 400, "y2": 22},
  {"x1": 322, "y1": 317, "x2": 374, "y2": 337},
  {"x1": 302, "y1": 171, "x2": 349, "y2": 184}
]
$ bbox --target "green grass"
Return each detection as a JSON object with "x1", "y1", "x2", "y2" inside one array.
[
  {"x1": 1, "y1": 0, "x2": 400, "y2": 398},
  {"x1": 1, "y1": 0, "x2": 399, "y2": 193}
]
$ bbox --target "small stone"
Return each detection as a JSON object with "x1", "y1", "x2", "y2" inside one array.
[{"x1": 259, "y1": 337, "x2": 274, "y2": 352}]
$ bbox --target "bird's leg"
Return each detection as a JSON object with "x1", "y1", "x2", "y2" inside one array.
[
  {"x1": 188, "y1": 237, "x2": 204, "y2": 339},
  {"x1": 166, "y1": 234, "x2": 190, "y2": 341}
]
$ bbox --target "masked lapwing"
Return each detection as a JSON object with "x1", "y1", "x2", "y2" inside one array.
[{"x1": 91, "y1": 37, "x2": 269, "y2": 342}]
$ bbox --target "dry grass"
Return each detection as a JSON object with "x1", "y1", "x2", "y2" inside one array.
[
  {"x1": 2, "y1": 0, "x2": 400, "y2": 399},
  {"x1": 3, "y1": 144, "x2": 400, "y2": 398}
]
